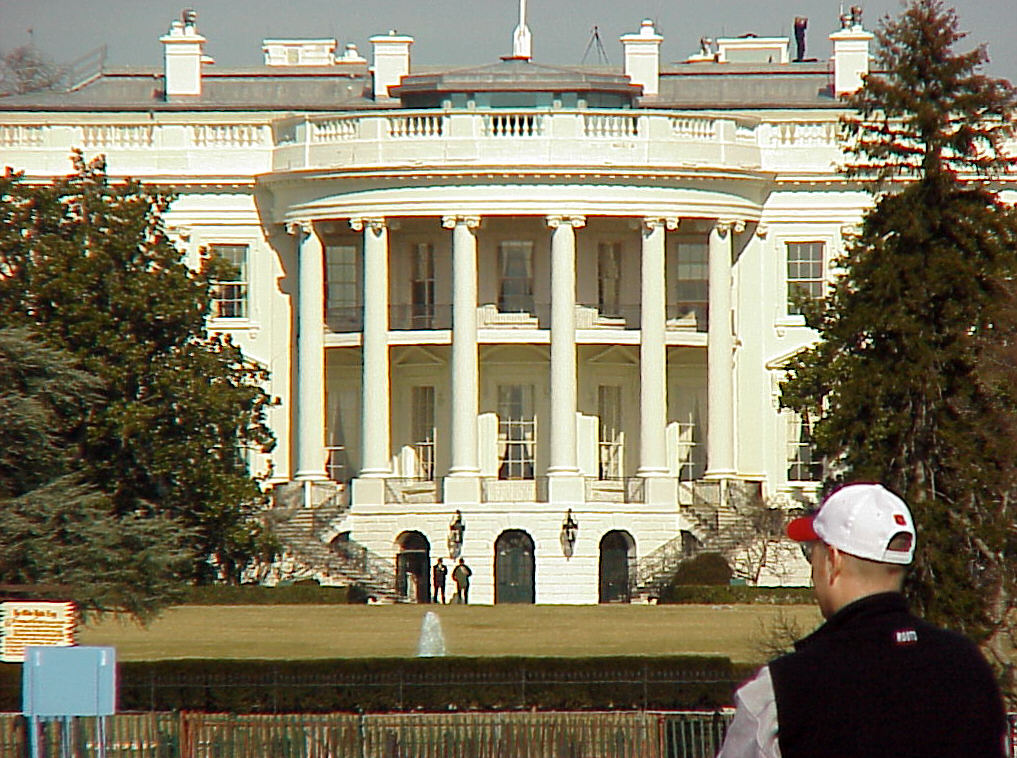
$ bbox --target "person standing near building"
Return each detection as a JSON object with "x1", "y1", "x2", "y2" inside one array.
[
  {"x1": 717, "y1": 483, "x2": 1006, "y2": 758},
  {"x1": 452, "y1": 558, "x2": 472, "y2": 604},
  {"x1": 432, "y1": 557, "x2": 448, "y2": 604}
]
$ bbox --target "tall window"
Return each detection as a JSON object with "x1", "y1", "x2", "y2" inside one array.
[
  {"x1": 497, "y1": 384, "x2": 535, "y2": 480},
  {"x1": 598, "y1": 385, "x2": 623, "y2": 479},
  {"x1": 597, "y1": 243, "x2": 622, "y2": 317},
  {"x1": 676, "y1": 241, "x2": 708, "y2": 327},
  {"x1": 209, "y1": 244, "x2": 248, "y2": 319},
  {"x1": 326, "y1": 244, "x2": 359, "y2": 330},
  {"x1": 410, "y1": 243, "x2": 435, "y2": 328},
  {"x1": 326, "y1": 393, "x2": 352, "y2": 483},
  {"x1": 676, "y1": 420, "x2": 701, "y2": 482},
  {"x1": 787, "y1": 412, "x2": 822, "y2": 481},
  {"x1": 786, "y1": 242, "x2": 825, "y2": 315},
  {"x1": 411, "y1": 385, "x2": 435, "y2": 480},
  {"x1": 498, "y1": 241, "x2": 534, "y2": 313}
]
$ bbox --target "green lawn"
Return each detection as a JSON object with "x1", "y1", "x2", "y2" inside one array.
[{"x1": 79, "y1": 604, "x2": 822, "y2": 663}]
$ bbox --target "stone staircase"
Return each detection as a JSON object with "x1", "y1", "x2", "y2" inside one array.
[
  {"x1": 265, "y1": 495, "x2": 403, "y2": 603},
  {"x1": 631, "y1": 479, "x2": 770, "y2": 600}
]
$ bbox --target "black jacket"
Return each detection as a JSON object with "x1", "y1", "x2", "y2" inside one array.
[{"x1": 770, "y1": 592, "x2": 1005, "y2": 758}]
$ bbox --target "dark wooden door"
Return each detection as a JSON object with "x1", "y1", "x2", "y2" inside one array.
[
  {"x1": 495, "y1": 530, "x2": 535, "y2": 604},
  {"x1": 599, "y1": 530, "x2": 632, "y2": 603}
]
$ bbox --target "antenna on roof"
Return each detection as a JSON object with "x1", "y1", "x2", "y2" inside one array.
[
  {"x1": 511, "y1": 0, "x2": 533, "y2": 60},
  {"x1": 581, "y1": 26, "x2": 610, "y2": 65}
]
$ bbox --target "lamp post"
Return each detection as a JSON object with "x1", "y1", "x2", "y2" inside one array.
[{"x1": 560, "y1": 509, "x2": 579, "y2": 559}]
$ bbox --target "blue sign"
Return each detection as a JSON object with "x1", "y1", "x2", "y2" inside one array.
[{"x1": 23, "y1": 646, "x2": 116, "y2": 717}]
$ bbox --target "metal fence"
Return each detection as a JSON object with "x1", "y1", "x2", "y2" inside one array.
[
  {"x1": 0, "y1": 711, "x2": 734, "y2": 758},
  {"x1": 2, "y1": 711, "x2": 1015, "y2": 758}
]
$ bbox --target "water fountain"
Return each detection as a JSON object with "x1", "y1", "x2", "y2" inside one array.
[{"x1": 416, "y1": 611, "x2": 447, "y2": 657}]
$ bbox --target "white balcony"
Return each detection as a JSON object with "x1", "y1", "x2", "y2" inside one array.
[{"x1": 271, "y1": 109, "x2": 767, "y2": 174}]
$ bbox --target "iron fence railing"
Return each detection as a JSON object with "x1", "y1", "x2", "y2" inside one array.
[
  {"x1": 0, "y1": 710, "x2": 739, "y2": 758},
  {"x1": 2, "y1": 710, "x2": 1015, "y2": 758},
  {"x1": 324, "y1": 302, "x2": 711, "y2": 335}
]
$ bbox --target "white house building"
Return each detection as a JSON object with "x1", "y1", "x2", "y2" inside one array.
[{"x1": 4, "y1": 7, "x2": 1010, "y2": 603}]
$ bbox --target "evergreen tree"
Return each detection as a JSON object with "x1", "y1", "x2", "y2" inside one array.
[
  {"x1": 0, "y1": 154, "x2": 277, "y2": 584},
  {"x1": 0, "y1": 327, "x2": 191, "y2": 619},
  {"x1": 780, "y1": 0, "x2": 1017, "y2": 691}
]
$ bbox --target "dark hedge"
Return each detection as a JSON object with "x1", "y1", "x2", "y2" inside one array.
[
  {"x1": 0, "y1": 656, "x2": 752, "y2": 713},
  {"x1": 658, "y1": 585, "x2": 814, "y2": 605},
  {"x1": 180, "y1": 583, "x2": 355, "y2": 605}
]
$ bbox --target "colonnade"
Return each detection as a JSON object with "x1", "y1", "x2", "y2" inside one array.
[{"x1": 288, "y1": 214, "x2": 740, "y2": 502}]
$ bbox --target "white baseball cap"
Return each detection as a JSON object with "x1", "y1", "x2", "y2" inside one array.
[{"x1": 786, "y1": 483, "x2": 916, "y2": 565}]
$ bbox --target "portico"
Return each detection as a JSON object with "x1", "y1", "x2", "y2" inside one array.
[{"x1": 281, "y1": 201, "x2": 752, "y2": 509}]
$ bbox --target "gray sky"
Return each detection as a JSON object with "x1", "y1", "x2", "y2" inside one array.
[{"x1": 1, "y1": 0, "x2": 1014, "y2": 80}]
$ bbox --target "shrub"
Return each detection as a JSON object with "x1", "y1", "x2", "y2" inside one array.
[
  {"x1": 181, "y1": 584, "x2": 353, "y2": 605},
  {"x1": 0, "y1": 656, "x2": 745, "y2": 713},
  {"x1": 658, "y1": 584, "x2": 814, "y2": 605},
  {"x1": 669, "y1": 553, "x2": 732, "y2": 586}
]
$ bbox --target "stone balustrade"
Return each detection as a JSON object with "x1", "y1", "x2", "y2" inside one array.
[
  {"x1": 2, "y1": 110, "x2": 1012, "y2": 182},
  {"x1": 272, "y1": 109, "x2": 767, "y2": 173}
]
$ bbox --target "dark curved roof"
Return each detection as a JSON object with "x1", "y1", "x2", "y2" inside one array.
[
  {"x1": 391, "y1": 59, "x2": 641, "y2": 98},
  {"x1": 0, "y1": 66, "x2": 373, "y2": 111}
]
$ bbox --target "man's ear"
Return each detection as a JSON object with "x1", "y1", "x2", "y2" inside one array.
[{"x1": 827, "y1": 544, "x2": 844, "y2": 582}]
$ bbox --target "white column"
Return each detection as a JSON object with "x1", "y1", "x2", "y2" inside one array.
[
  {"x1": 638, "y1": 217, "x2": 675, "y2": 478},
  {"x1": 290, "y1": 221, "x2": 328, "y2": 482},
  {"x1": 352, "y1": 216, "x2": 391, "y2": 477},
  {"x1": 547, "y1": 215, "x2": 584, "y2": 483},
  {"x1": 707, "y1": 220, "x2": 740, "y2": 477},
  {"x1": 443, "y1": 215, "x2": 481, "y2": 477}
]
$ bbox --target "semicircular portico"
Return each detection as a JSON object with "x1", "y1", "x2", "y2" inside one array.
[{"x1": 270, "y1": 181, "x2": 767, "y2": 228}]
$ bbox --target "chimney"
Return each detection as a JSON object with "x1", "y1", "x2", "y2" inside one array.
[
  {"x1": 829, "y1": 5, "x2": 873, "y2": 96},
  {"x1": 160, "y1": 8, "x2": 206, "y2": 99},
  {"x1": 370, "y1": 31, "x2": 413, "y2": 100},
  {"x1": 620, "y1": 19, "x2": 663, "y2": 97}
]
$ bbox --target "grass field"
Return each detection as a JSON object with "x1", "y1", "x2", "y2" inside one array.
[{"x1": 78, "y1": 604, "x2": 823, "y2": 663}]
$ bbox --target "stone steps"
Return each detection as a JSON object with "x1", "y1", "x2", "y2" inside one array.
[{"x1": 267, "y1": 506, "x2": 404, "y2": 603}]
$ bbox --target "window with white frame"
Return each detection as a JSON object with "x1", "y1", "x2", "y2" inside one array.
[
  {"x1": 676, "y1": 240, "x2": 708, "y2": 327},
  {"x1": 498, "y1": 241, "x2": 534, "y2": 313},
  {"x1": 497, "y1": 384, "x2": 535, "y2": 480},
  {"x1": 209, "y1": 244, "x2": 249, "y2": 319},
  {"x1": 786, "y1": 241, "x2": 825, "y2": 315},
  {"x1": 676, "y1": 421, "x2": 700, "y2": 482},
  {"x1": 410, "y1": 243, "x2": 435, "y2": 328},
  {"x1": 326, "y1": 244, "x2": 359, "y2": 330},
  {"x1": 597, "y1": 243, "x2": 622, "y2": 318},
  {"x1": 326, "y1": 393, "x2": 352, "y2": 483},
  {"x1": 786, "y1": 411, "x2": 822, "y2": 481},
  {"x1": 411, "y1": 385, "x2": 436, "y2": 480},
  {"x1": 598, "y1": 385, "x2": 623, "y2": 479}
]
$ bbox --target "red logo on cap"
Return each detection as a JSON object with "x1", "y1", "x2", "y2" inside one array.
[{"x1": 894, "y1": 514, "x2": 906, "y2": 526}]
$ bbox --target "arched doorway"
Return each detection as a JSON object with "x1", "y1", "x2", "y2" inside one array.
[
  {"x1": 599, "y1": 530, "x2": 635, "y2": 603},
  {"x1": 495, "y1": 530, "x2": 535, "y2": 604},
  {"x1": 396, "y1": 531, "x2": 430, "y2": 603}
]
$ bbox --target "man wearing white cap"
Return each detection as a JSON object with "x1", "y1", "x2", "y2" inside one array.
[{"x1": 717, "y1": 483, "x2": 1006, "y2": 758}]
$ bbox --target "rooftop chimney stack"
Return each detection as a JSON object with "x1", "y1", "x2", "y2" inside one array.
[
  {"x1": 160, "y1": 8, "x2": 206, "y2": 100},
  {"x1": 829, "y1": 5, "x2": 873, "y2": 96},
  {"x1": 370, "y1": 31, "x2": 414, "y2": 100},
  {"x1": 620, "y1": 19, "x2": 663, "y2": 97}
]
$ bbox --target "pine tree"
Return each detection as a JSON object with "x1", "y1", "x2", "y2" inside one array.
[
  {"x1": 0, "y1": 153, "x2": 277, "y2": 585},
  {"x1": 0, "y1": 327, "x2": 192, "y2": 619},
  {"x1": 780, "y1": 0, "x2": 1017, "y2": 692}
]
